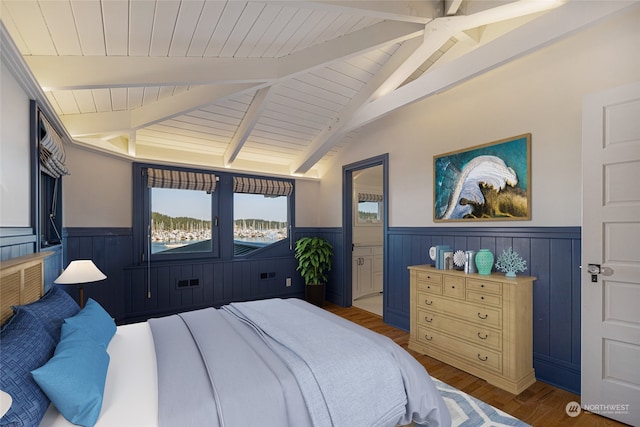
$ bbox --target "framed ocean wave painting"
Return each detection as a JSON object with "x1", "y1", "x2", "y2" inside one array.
[{"x1": 434, "y1": 134, "x2": 531, "y2": 222}]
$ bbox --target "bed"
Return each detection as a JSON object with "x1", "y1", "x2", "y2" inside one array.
[{"x1": 1, "y1": 254, "x2": 450, "y2": 427}]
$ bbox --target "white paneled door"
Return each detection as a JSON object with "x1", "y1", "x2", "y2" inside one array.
[{"x1": 582, "y1": 81, "x2": 640, "y2": 426}]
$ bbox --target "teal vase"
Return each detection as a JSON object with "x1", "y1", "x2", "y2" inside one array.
[{"x1": 475, "y1": 249, "x2": 494, "y2": 275}]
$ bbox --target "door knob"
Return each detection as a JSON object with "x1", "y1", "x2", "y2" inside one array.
[{"x1": 587, "y1": 263, "x2": 600, "y2": 283}]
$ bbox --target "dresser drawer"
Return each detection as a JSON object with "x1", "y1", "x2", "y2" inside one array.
[
  {"x1": 417, "y1": 281, "x2": 442, "y2": 295},
  {"x1": 467, "y1": 279, "x2": 502, "y2": 295},
  {"x1": 417, "y1": 292, "x2": 502, "y2": 328},
  {"x1": 443, "y1": 275, "x2": 465, "y2": 299},
  {"x1": 416, "y1": 270, "x2": 442, "y2": 284},
  {"x1": 417, "y1": 308, "x2": 502, "y2": 351},
  {"x1": 467, "y1": 290, "x2": 502, "y2": 307},
  {"x1": 416, "y1": 326, "x2": 502, "y2": 373}
]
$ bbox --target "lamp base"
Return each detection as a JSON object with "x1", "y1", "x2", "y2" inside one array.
[{"x1": 79, "y1": 284, "x2": 85, "y2": 309}]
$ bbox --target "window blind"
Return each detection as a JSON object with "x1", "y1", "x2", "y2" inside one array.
[
  {"x1": 147, "y1": 168, "x2": 217, "y2": 193},
  {"x1": 358, "y1": 192, "x2": 383, "y2": 202},
  {"x1": 233, "y1": 177, "x2": 293, "y2": 196},
  {"x1": 39, "y1": 114, "x2": 69, "y2": 178}
]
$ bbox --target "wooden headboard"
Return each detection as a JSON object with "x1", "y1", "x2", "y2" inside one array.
[{"x1": 0, "y1": 252, "x2": 51, "y2": 325}]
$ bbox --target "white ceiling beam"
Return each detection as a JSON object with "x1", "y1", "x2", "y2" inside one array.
[
  {"x1": 369, "y1": 0, "x2": 567, "y2": 99},
  {"x1": 127, "y1": 131, "x2": 136, "y2": 157},
  {"x1": 224, "y1": 87, "x2": 273, "y2": 167},
  {"x1": 131, "y1": 83, "x2": 261, "y2": 130},
  {"x1": 345, "y1": 0, "x2": 637, "y2": 132},
  {"x1": 25, "y1": 57, "x2": 278, "y2": 90},
  {"x1": 278, "y1": 1, "x2": 442, "y2": 24},
  {"x1": 60, "y1": 110, "x2": 131, "y2": 136},
  {"x1": 60, "y1": 83, "x2": 260, "y2": 135},
  {"x1": 290, "y1": 36, "x2": 425, "y2": 174},
  {"x1": 26, "y1": 20, "x2": 424, "y2": 91},
  {"x1": 447, "y1": 0, "x2": 568, "y2": 30},
  {"x1": 445, "y1": 0, "x2": 464, "y2": 16},
  {"x1": 370, "y1": 20, "x2": 456, "y2": 101},
  {"x1": 277, "y1": 20, "x2": 425, "y2": 79},
  {"x1": 459, "y1": 0, "x2": 522, "y2": 16}
]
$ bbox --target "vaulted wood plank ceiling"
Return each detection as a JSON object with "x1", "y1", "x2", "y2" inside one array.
[{"x1": 1, "y1": 0, "x2": 630, "y2": 178}]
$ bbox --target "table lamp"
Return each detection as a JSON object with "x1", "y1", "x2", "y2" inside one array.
[
  {"x1": 0, "y1": 390, "x2": 12, "y2": 418},
  {"x1": 54, "y1": 260, "x2": 106, "y2": 308}
]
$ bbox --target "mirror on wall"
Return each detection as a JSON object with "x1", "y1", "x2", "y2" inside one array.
[{"x1": 353, "y1": 165, "x2": 384, "y2": 226}]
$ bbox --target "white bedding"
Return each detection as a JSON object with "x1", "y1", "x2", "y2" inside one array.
[
  {"x1": 39, "y1": 322, "x2": 158, "y2": 427},
  {"x1": 37, "y1": 302, "x2": 449, "y2": 427}
]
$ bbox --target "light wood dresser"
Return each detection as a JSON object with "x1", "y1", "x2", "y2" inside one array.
[{"x1": 408, "y1": 265, "x2": 536, "y2": 394}]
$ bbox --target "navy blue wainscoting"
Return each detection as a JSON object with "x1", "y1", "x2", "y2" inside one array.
[
  {"x1": 63, "y1": 228, "x2": 133, "y2": 321},
  {"x1": 386, "y1": 226, "x2": 581, "y2": 394},
  {"x1": 0, "y1": 227, "x2": 37, "y2": 260},
  {"x1": 123, "y1": 256, "x2": 303, "y2": 323},
  {"x1": 0, "y1": 227, "x2": 62, "y2": 289},
  {"x1": 62, "y1": 227, "x2": 345, "y2": 323}
]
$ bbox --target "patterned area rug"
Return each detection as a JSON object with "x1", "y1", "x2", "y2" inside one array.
[{"x1": 431, "y1": 377, "x2": 530, "y2": 427}]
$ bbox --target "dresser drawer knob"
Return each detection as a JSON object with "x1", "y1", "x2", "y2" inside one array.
[
  {"x1": 477, "y1": 312, "x2": 488, "y2": 319},
  {"x1": 425, "y1": 299, "x2": 433, "y2": 305},
  {"x1": 451, "y1": 285, "x2": 455, "y2": 289},
  {"x1": 424, "y1": 334, "x2": 433, "y2": 341},
  {"x1": 480, "y1": 296, "x2": 485, "y2": 300},
  {"x1": 477, "y1": 354, "x2": 488, "y2": 362},
  {"x1": 478, "y1": 332, "x2": 488, "y2": 340},
  {"x1": 424, "y1": 316, "x2": 433, "y2": 323},
  {"x1": 427, "y1": 285, "x2": 431, "y2": 289}
]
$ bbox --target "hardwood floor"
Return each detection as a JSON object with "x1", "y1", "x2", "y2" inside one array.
[{"x1": 325, "y1": 304, "x2": 628, "y2": 427}]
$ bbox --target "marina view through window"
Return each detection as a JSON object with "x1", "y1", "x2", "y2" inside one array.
[
  {"x1": 151, "y1": 188, "x2": 212, "y2": 254},
  {"x1": 150, "y1": 187, "x2": 288, "y2": 256},
  {"x1": 233, "y1": 193, "x2": 288, "y2": 255}
]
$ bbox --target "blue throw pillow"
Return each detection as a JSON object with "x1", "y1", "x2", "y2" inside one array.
[
  {"x1": 13, "y1": 286, "x2": 80, "y2": 342},
  {"x1": 31, "y1": 327, "x2": 110, "y2": 427},
  {"x1": 0, "y1": 310, "x2": 56, "y2": 427},
  {"x1": 63, "y1": 298, "x2": 116, "y2": 348}
]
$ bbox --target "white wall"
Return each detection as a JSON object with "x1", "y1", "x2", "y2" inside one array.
[
  {"x1": 294, "y1": 179, "x2": 321, "y2": 227},
  {"x1": 63, "y1": 144, "x2": 132, "y2": 227},
  {"x1": 316, "y1": 8, "x2": 640, "y2": 228},
  {"x1": 0, "y1": 62, "x2": 31, "y2": 226},
  {"x1": 62, "y1": 142, "x2": 322, "y2": 229}
]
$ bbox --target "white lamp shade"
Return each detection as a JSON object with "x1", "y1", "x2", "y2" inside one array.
[
  {"x1": 54, "y1": 260, "x2": 106, "y2": 284},
  {"x1": 0, "y1": 390, "x2": 12, "y2": 418}
]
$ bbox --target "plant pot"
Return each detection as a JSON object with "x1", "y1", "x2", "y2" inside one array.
[
  {"x1": 475, "y1": 249, "x2": 494, "y2": 275},
  {"x1": 305, "y1": 283, "x2": 326, "y2": 307}
]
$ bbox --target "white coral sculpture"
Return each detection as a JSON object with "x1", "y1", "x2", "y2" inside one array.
[
  {"x1": 453, "y1": 250, "x2": 466, "y2": 269},
  {"x1": 495, "y1": 247, "x2": 527, "y2": 277}
]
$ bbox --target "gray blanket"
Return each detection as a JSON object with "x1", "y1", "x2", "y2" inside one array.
[{"x1": 149, "y1": 298, "x2": 450, "y2": 427}]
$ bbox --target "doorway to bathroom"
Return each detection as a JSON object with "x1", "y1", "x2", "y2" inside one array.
[{"x1": 343, "y1": 154, "x2": 387, "y2": 318}]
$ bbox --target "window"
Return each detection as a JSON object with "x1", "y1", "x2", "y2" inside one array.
[
  {"x1": 151, "y1": 188, "x2": 212, "y2": 254},
  {"x1": 233, "y1": 176, "x2": 292, "y2": 256},
  {"x1": 357, "y1": 200, "x2": 382, "y2": 224},
  {"x1": 133, "y1": 164, "x2": 294, "y2": 262},
  {"x1": 138, "y1": 166, "x2": 219, "y2": 261},
  {"x1": 31, "y1": 103, "x2": 69, "y2": 249},
  {"x1": 356, "y1": 192, "x2": 383, "y2": 224},
  {"x1": 233, "y1": 193, "x2": 288, "y2": 255}
]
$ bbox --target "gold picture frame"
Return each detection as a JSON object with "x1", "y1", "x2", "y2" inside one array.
[{"x1": 433, "y1": 133, "x2": 531, "y2": 222}]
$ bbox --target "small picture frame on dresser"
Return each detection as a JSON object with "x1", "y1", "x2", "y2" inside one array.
[{"x1": 443, "y1": 252, "x2": 454, "y2": 269}]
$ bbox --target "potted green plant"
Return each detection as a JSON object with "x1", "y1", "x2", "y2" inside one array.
[{"x1": 294, "y1": 236, "x2": 333, "y2": 307}]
